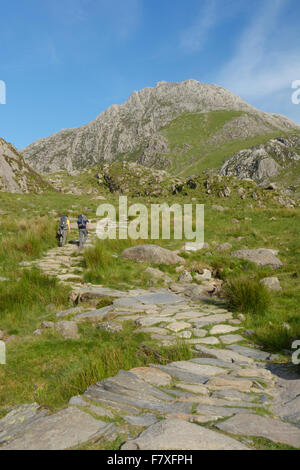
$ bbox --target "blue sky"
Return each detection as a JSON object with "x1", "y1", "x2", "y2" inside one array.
[{"x1": 1, "y1": 0, "x2": 300, "y2": 149}]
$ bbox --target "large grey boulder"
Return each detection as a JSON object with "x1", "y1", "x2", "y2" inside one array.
[
  {"x1": 121, "y1": 418, "x2": 249, "y2": 450},
  {"x1": 121, "y1": 245, "x2": 185, "y2": 265},
  {"x1": 216, "y1": 413, "x2": 300, "y2": 448},
  {"x1": 231, "y1": 248, "x2": 283, "y2": 268}
]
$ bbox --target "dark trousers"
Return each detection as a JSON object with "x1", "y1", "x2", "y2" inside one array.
[{"x1": 79, "y1": 228, "x2": 88, "y2": 247}]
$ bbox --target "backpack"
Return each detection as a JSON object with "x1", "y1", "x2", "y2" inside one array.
[
  {"x1": 77, "y1": 214, "x2": 88, "y2": 229},
  {"x1": 59, "y1": 215, "x2": 68, "y2": 230}
]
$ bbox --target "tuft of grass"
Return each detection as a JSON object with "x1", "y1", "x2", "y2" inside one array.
[
  {"x1": 223, "y1": 277, "x2": 271, "y2": 316},
  {"x1": 0, "y1": 269, "x2": 70, "y2": 334},
  {"x1": 82, "y1": 239, "x2": 150, "y2": 289}
]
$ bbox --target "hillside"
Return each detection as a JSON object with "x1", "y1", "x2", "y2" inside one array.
[
  {"x1": 21, "y1": 80, "x2": 300, "y2": 175},
  {"x1": 0, "y1": 138, "x2": 51, "y2": 193}
]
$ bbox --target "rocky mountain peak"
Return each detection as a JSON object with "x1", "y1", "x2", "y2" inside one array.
[{"x1": 21, "y1": 80, "x2": 300, "y2": 174}]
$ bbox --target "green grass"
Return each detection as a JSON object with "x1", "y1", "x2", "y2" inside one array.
[
  {"x1": 0, "y1": 322, "x2": 191, "y2": 413},
  {"x1": 0, "y1": 269, "x2": 70, "y2": 335}
]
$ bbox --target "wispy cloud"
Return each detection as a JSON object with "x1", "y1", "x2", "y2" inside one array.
[
  {"x1": 180, "y1": 0, "x2": 217, "y2": 53},
  {"x1": 218, "y1": 0, "x2": 300, "y2": 100}
]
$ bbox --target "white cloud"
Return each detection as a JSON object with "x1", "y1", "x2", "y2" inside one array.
[
  {"x1": 180, "y1": 0, "x2": 217, "y2": 53},
  {"x1": 218, "y1": 0, "x2": 300, "y2": 100}
]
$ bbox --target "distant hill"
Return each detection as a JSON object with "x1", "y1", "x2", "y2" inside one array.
[
  {"x1": 21, "y1": 80, "x2": 300, "y2": 175},
  {"x1": 0, "y1": 137, "x2": 51, "y2": 193}
]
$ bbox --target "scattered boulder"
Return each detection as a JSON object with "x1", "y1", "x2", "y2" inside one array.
[
  {"x1": 260, "y1": 277, "x2": 282, "y2": 291},
  {"x1": 55, "y1": 321, "x2": 79, "y2": 339},
  {"x1": 121, "y1": 245, "x2": 185, "y2": 265},
  {"x1": 178, "y1": 270, "x2": 193, "y2": 283},
  {"x1": 231, "y1": 248, "x2": 283, "y2": 268},
  {"x1": 194, "y1": 269, "x2": 212, "y2": 281}
]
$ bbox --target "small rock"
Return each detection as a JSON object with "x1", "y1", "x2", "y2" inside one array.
[
  {"x1": 178, "y1": 270, "x2": 193, "y2": 283},
  {"x1": 167, "y1": 321, "x2": 192, "y2": 333},
  {"x1": 124, "y1": 414, "x2": 158, "y2": 427},
  {"x1": 177, "y1": 330, "x2": 192, "y2": 339},
  {"x1": 232, "y1": 218, "x2": 239, "y2": 224},
  {"x1": 194, "y1": 269, "x2": 212, "y2": 281},
  {"x1": 55, "y1": 321, "x2": 79, "y2": 339},
  {"x1": 210, "y1": 325, "x2": 240, "y2": 335},
  {"x1": 145, "y1": 267, "x2": 165, "y2": 279},
  {"x1": 192, "y1": 328, "x2": 207, "y2": 338},
  {"x1": 33, "y1": 329, "x2": 43, "y2": 336},
  {"x1": 130, "y1": 367, "x2": 172, "y2": 386},
  {"x1": 216, "y1": 243, "x2": 232, "y2": 252},
  {"x1": 260, "y1": 277, "x2": 282, "y2": 291},
  {"x1": 41, "y1": 321, "x2": 55, "y2": 329},
  {"x1": 97, "y1": 321, "x2": 123, "y2": 333}
]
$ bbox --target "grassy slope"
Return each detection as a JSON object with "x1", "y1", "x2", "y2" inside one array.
[{"x1": 160, "y1": 110, "x2": 297, "y2": 176}]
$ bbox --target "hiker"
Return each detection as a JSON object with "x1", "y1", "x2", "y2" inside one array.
[
  {"x1": 77, "y1": 214, "x2": 89, "y2": 248},
  {"x1": 57, "y1": 214, "x2": 71, "y2": 247}
]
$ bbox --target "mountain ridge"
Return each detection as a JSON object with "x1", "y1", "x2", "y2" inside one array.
[{"x1": 21, "y1": 80, "x2": 300, "y2": 174}]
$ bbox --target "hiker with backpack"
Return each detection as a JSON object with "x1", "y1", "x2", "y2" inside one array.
[
  {"x1": 57, "y1": 215, "x2": 71, "y2": 247},
  {"x1": 77, "y1": 214, "x2": 89, "y2": 248}
]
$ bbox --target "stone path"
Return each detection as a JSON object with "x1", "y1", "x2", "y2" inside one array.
[
  {"x1": 3, "y1": 228, "x2": 299, "y2": 450},
  {"x1": 1, "y1": 285, "x2": 300, "y2": 450}
]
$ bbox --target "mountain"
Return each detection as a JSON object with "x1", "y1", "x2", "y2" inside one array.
[
  {"x1": 21, "y1": 80, "x2": 300, "y2": 175},
  {"x1": 0, "y1": 138, "x2": 51, "y2": 193}
]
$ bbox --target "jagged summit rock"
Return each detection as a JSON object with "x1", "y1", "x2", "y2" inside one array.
[
  {"x1": 0, "y1": 137, "x2": 50, "y2": 193},
  {"x1": 21, "y1": 80, "x2": 300, "y2": 174}
]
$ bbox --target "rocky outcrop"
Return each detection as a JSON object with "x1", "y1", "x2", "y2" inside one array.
[
  {"x1": 219, "y1": 135, "x2": 300, "y2": 182},
  {"x1": 21, "y1": 80, "x2": 300, "y2": 174},
  {"x1": 0, "y1": 138, "x2": 50, "y2": 193}
]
